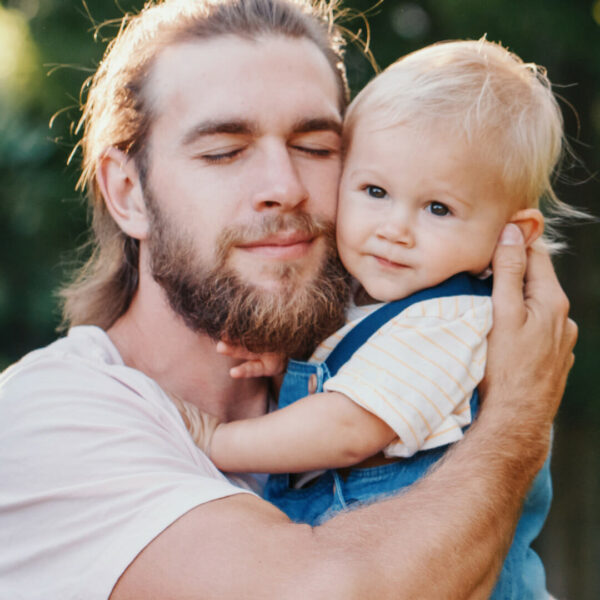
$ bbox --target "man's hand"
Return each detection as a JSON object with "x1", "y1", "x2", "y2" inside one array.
[
  {"x1": 483, "y1": 224, "x2": 577, "y2": 447},
  {"x1": 216, "y1": 341, "x2": 288, "y2": 379}
]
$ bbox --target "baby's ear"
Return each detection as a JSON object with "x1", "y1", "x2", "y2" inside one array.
[{"x1": 508, "y1": 208, "x2": 544, "y2": 247}]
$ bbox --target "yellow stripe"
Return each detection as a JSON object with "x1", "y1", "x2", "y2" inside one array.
[
  {"x1": 352, "y1": 353, "x2": 444, "y2": 423},
  {"x1": 425, "y1": 423, "x2": 462, "y2": 441},
  {"x1": 454, "y1": 403, "x2": 471, "y2": 416},
  {"x1": 361, "y1": 338, "x2": 457, "y2": 411},
  {"x1": 459, "y1": 317, "x2": 486, "y2": 337},
  {"x1": 439, "y1": 324, "x2": 472, "y2": 350},
  {"x1": 415, "y1": 329, "x2": 479, "y2": 386},
  {"x1": 332, "y1": 379, "x2": 421, "y2": 446},
  {"x1": 388, "y1": 334, "x2": 468, "y2": 395}
]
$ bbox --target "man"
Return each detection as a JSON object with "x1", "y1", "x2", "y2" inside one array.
[{"x1": 0, "y1": 1, "x2": 576, "y2": 598}]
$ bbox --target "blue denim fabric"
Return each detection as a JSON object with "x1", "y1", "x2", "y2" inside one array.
[
  {"x1": 265, "y1": 359, "x2": 552, "y2": 598},
  {"x1": 265, "y1": 359, "x2": 457, "y2": 525},
  {"x1": 263, "y1": 276, "x2": 551, "y2": 599}
]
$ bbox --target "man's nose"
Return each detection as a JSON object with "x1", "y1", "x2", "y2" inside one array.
[{"x1": 251, "y1": 141, "x2": 309, "y2": 212}]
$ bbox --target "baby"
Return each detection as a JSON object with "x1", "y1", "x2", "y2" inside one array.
[{"x1": 178, "y1": 39, "x2": 579, "y2": 598}]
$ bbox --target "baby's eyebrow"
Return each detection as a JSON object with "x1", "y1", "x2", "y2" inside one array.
[
  {"x1": 345, "y1": 167, "x2": 382, "y2": 179},
  {"x1": 444, "y1": 192, "x2": 473, "y2": 208}
]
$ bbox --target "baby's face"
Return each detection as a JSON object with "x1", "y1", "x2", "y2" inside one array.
[{"x1": 337, "y1": 117, "x2": 518, "y2": 302}]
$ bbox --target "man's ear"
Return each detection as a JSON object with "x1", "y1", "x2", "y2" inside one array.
[
  {"x1": 96, "y1": 147, "x2": 150, "y2": 240},
  {"x1": 509, "y1": 208, "x2": 544, "y2": 247}
]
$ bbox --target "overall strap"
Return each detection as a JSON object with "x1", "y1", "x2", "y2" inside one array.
[{"x1": 325, "y1": 272, "x2": 492, "y2": 377}]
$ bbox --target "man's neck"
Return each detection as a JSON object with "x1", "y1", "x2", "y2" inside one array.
[{"x1": 106, "y1": 281, "x2": 269, "y2": 423}]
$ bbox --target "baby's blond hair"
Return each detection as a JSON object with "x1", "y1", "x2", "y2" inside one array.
[{"x1": 344, "y1": 38, "x2": 582, "y2": 251}]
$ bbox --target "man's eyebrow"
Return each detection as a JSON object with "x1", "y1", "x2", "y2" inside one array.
[
  {"x1": 181, "y1": 120, "x2": 258, "y2": 146},
  {"x1": 291, "y1": 117, "x2": 343, "y2": 136}
]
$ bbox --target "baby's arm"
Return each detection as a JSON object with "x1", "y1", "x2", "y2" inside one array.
[
  {"x1": 204, "y1": 297, "x2": 490, "y2": 472},
  {"x1": 210, "y1": 343, "x2": 395, "y2": 473},
  {"x1": 209, "y1": 391, "x2": 397, "y2": 473}
]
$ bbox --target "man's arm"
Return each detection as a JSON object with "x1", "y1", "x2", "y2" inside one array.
[{"x1": 111, "y1": 226, "x2": 576, "y2": 600}]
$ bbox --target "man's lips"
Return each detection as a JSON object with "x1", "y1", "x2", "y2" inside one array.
[{"x1": 236, "y1": 231, "x2": 316, "y2": 259}]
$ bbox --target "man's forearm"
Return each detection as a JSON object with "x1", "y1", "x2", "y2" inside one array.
[
  {"x1": 308, "y1": 387, "x2": 552, "y2": 600},
  {"x1": 112, "y1": 394, "x2": 551, "y2": 600}
]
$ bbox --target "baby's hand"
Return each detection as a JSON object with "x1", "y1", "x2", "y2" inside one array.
[
  {"x1": 169, "y1": 394, "x2": 221, "y2": 455},
  {"x1": 216, "y1": 341, "x2": 287, "y2": 379}
]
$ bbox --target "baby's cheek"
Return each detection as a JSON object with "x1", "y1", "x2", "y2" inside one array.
[
  {"x1": 466, "y1": 238, "x2": 497, "y2": 273},
  {"x1": 335, "y1": 238, "x2": 358, "y2": 276}
]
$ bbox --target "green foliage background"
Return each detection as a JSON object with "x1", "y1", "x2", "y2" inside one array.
[{"x1": 0, "y1": 0, "x2": 598, "y2": 597}]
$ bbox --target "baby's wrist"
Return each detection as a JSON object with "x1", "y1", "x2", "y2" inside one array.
[{"x1": 206, "y1": 422, "x2": 225, "y2": 460}]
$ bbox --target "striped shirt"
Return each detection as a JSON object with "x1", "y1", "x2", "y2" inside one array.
[{"x1": 310, "y1": 294, "x2": 493, "y2": 458}]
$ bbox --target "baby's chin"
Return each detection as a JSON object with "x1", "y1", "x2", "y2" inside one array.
[
  {"x1": 362, "y1": 269, "x2": 489, "y2": 304},
  {"x1": 358, "y1": 281, "x2": 424, "y2": 304}
]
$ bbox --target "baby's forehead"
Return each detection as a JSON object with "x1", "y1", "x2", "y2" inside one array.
[{"x1": 342, "y1": 115, "x2": 526, "y2": 208}]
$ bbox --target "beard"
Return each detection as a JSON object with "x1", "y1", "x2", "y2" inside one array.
[{"x1": 145, "y1": 194, "x2": 351, "y2": 360}]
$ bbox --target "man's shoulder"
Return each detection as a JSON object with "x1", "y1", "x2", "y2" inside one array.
[
  {"x1": 4, "y1": 324, "x2": 117, "y2": 367},
  {"x1": 0, "y1": 329, "x2": 256, "y2": 600},
  {"x1": 0, "y1": 326, "x2": 180, "y2": 442},
  {"x1": 1, "y1": 326, "x2": 157, "y2": 401}
]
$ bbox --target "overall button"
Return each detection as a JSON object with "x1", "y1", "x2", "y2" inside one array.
[{"x1": 308, "y1": 373, "x2": 318, "y2": 394}]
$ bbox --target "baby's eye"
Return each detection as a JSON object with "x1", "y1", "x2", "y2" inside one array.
[
  {"x1": 364, "y1": 185, "x2": 388, "y2": 199},
  {"x1": 427, "y1": 201, "x2": 451, "y2": 216}
]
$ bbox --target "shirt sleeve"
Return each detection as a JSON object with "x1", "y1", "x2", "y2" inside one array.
[
  {"x1": 323, "y1": 295, "x2": 493, "y2": 457},
  {"x1": 0, "y1": 353, "x2": 254, "y2": 600}
]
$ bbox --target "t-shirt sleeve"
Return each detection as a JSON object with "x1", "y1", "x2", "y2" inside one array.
[
  {"x1": 0, "y1": 353, "x2": 253, "y2": 600},
  {"x1": 323, "y1": 295, "x2": 493, "y2": 457}
]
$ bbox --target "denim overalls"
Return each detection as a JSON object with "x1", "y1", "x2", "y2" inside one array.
[{"x1": 264, "y1": 273, "x2": 551, "y2": 599}]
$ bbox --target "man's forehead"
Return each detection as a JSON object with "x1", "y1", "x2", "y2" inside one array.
[{"x1": 146, "y1": 35, "x2": 342, "y2": 135}]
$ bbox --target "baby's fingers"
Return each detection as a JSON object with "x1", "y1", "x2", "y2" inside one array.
[
  {"x1": 216, "y1": 340, "x2": 258, "y2": 361},
  {"x1": 230, "y1": 360, "x2": 270, "y2": 379}
]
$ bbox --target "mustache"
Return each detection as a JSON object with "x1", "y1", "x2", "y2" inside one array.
[{"x1": 215, "y1": 213, "x2": 334, "y2": 259}]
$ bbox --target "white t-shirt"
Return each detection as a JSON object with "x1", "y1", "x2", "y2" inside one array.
[{"x1": 0, "y1": 326, "x2": 254, "y2": 600}]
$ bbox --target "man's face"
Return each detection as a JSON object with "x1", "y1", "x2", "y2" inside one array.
[
  {"x1": 144, "y1": 34, "x2": 343, "y2": 291},
  {"x1": 139, "y1": 35, "x2": 349, "y2": 356}
]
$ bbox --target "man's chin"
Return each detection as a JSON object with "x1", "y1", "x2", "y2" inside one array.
[
  {"x1": 148, "y1": 208, "x2": 349, "y2": 358},
  {"x1": 227, "y1": 250, "x2": 326, "y2": 292}
]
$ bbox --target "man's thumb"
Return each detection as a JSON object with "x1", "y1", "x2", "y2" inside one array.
[{"x1": 492, "y1": 224, "x2": 527, "y2": 320}]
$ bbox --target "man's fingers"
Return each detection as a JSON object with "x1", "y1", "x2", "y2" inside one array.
[
  {"x1": 524, "y1": 245, "x2": 570, "y2": 317},
  {"x1": 564, "y1": 319, "x2": 578, "y2": 361},
  {"x1": 523, "y1": 242, "x2": 559, "y2": 289},
  {"x1": 491, "y1": 224, "x2": 527, "y2": 326}
]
